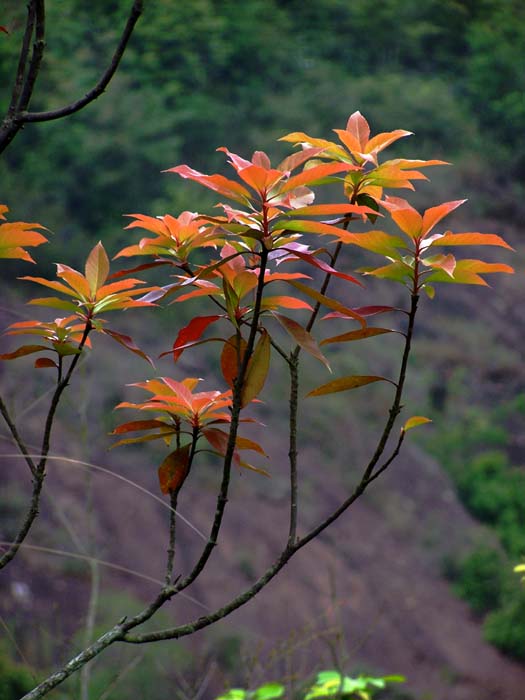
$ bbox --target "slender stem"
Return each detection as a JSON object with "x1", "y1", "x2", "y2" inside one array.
[
  {"x1": 0, "y1": 394, "x2": 36, "y2": 475},
  {"x1": 17, "y1": 0, "x2": 45, "y2": 112},
  {"x1": 176, "y1": 247, "x2": 270, "y2": 593},
  {"x1": 0, "y1": 321, "x2": 92, "y2": 571},
  {"x1": 165, "y1": 491, "x2": 178, "y2": 586},
  {"x1": 122, "y1": 281, "x2": 421, "y2": 646},
  {"x1": 6, "y1": 0, "x2": 35, "y2": 119},
  {"x1": 0, "y1": 0, "x2": 143, "y2": 154},
  {"x1": 287, "y1": 354, "x2": 299, "y2": 546}
]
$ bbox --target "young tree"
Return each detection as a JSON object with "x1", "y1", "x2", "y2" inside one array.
[{"x1": 0, "y1": 111, "x2": 514, "y2": 698}]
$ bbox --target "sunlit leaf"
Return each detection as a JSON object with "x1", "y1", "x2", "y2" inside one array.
[
  {"x1": 403, "y1": 416, "x2": 432, "y2": 432},
  {"x1": 85, "y1": 241, "x2": 110, "y2": 295},
  {"x1": 429, "y1": 232, "x2": 513, "y2": 250}
]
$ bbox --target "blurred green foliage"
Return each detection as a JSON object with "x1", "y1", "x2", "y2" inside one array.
[
  {"x1": 0, "y1": 647, "x2": 34, "y2": 700},
  {"x1": 429, "y1": 403, "x2": 525, "y2": 660},
  {"x1": 1, "y1": 0, "x2": 524, "y2": 262}
]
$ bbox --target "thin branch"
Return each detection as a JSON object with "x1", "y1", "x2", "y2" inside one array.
[
  {"x1": 0, "y1": 323, "x2": 91, "y2": 571},
  {"x1": 17, "y1": 0, "x2": 45, "y2": 112},
  {"x1": 0, "y1": 452, "x2": 208, "y2": 541},
  {"x1": 165, "y1": 491, "x2": 179, "y2": 586},
  {"x1": 0, "y1": 395, "x2": 36, "y2": 475},
  {"x1": 22, "y1": 0, "x2": 143, "y2": 123},
  {"x1": 0, "y1": 0, "x2": 143, "y2": 154},
  {"x1": 176, "y1": 247, "x2": 271, "y2": 593},
  {"x1": 287, "y1": 354, "x2": 299, "y2": 546},
  {"x1": 6, "y1": 0, "x2": 35, "y2": 119}
]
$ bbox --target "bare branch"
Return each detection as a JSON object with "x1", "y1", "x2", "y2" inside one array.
[
  {"x1": 0, "y1": 0, "x2": 144, "y2": 154},
  {"x1": 22, "y1": 0, "x2": 143, "y2": 123}
]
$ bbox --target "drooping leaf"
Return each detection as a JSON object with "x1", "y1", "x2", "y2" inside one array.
[
  {"x1": 221, "y1": 334, "x2": 247, "y2": 388},
  {"x1": 158, "y1": 445, "x2": 191, "y2": 495},
  {"x1": 102, "y1": 328, "x2": 154, "y2": 366},
  {"x1": 241, "y1": 330, "x2": 271, "y2": 407},
  {"x1": 0, "y1": 344, "x2": 49, "y2": 360},
  {"x1": 307, "y1": 375, "x2": 392, "y2": 397},
  {"x1": 272, "y1": 313, "x2": 330, "y2": 370},
  {"x1": 287, "y1": 280, "x2": 366, "y2": 325},
  {"x1": 34, "y1": 357, "x2": 58, "y2": 369},
  {"x1": 403, "y1": 416, "x2": 432, "y2": 432}
]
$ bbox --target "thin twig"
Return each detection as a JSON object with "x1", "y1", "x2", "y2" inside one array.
[{"x1": 22, "y1": 0, "x2": 143, "y2": 123}]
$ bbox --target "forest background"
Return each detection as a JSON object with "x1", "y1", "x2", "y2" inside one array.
[{"x1": 1, "y1": 1, "x2": 525, "y2": 699}]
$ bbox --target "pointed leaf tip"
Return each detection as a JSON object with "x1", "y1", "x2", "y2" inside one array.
[
  {"x1": 403, "y1": 416, "x2": 432, "y2": 432},
  {"x1": 307, "y1": 375, "x2": 391, "y2": 397}
]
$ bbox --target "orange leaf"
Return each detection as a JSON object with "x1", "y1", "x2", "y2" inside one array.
[
  {"x1": 429, "y1": 232, "x2": 513, "y2": 250},
  {"x1": 421, "y1": 200, "x2": 466, "y2": 237},
  {"x1": 221, "y1": 334, "x2": 247, "y2": 388}
]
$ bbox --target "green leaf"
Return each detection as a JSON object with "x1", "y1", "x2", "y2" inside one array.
[
  {"x1": 361, "y1": 260, "x2": 414, "y2": 284},
  {"x1": 272, "y1": 313, "x2": 330, "y2": 370},
  {"x1": 241, "y1": 330, "x2": 271, "y2": 407},
  {"x1": 252, "y1": 682, "x2": 285, "y2": 700},
  {"x1": 214, "y1": 691, "x2": 247, "y2": 700},
  {"x1": 307, "y1": 375, "x2": 392, "y2": 397},
  {"x1": 339, "y1": 230, "x2": 405, "y2": 258},
  {"x1": 403, "y1": 416, "x2": 432, "y2": 432},
  {"x1": 320, "y1": 327, "x2": 395, "y2": 346},
  {"x1": 85, "y1": 241, "x2": 110, "y2": 295}
]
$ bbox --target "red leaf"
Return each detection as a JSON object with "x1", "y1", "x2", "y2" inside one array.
[
  {"x1": 34, "y1": 357, "x2": 58, "y2": 369},
  {"x1": 172, "y1": 315, "x2": 222, "y2": 362},
  {"x1": 221, "y1": 334, "x2": 247, "y2": 388},
  {"x1": 111, "y1": 419, "x2": 170, "y2": 435},
  {"x1": 158, "y1": 445, "x2": 191, "y2": 495}
]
